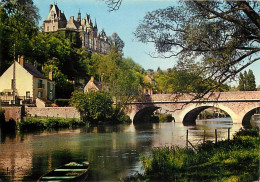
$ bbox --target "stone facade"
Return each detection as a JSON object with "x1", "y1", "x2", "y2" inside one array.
[{"x1": 44, "y1": 4, "x2": 110, "y2": 54}]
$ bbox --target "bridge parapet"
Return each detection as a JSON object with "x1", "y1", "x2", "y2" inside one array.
[{"x1": 142, "y1": 91, "x2": 260, "y2": 103}]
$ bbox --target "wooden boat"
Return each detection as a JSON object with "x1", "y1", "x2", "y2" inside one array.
[{"x1": 37, "y1": 161, "x2": 90, "y2": 182}]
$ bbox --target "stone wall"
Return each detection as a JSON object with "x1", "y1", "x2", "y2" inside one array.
[
  {"x1": 1, "y1": 106, "x2": 22, "y2": 122},
  {"x1": 25, "y1": 107, "x2": 80, "y2": 119}
]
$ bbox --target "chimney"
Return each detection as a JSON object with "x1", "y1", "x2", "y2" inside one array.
[
  {"x1": 17, "y1": 55, "x2": 20, "y2": 63},
  {"x1": 70, "y1": 16, "x2": 74, "y2": 21},
  {"x1": 49, "y1": 4, "x2": 53, "y2": 12},
  {"x1": 34, "y1": 60, "x2": 37, "y2": 68},
  {"x1": 49, "y1": 69, "x2": 53, "y2": 81},
  {"x1": 20, "y1": 55, "x2": 24, "y2": 67},
  {"x1": 90, "y1": 76, "x2": 94, "y2": 82}
]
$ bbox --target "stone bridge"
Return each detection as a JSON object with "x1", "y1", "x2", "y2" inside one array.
[{"x1": 126, "y1": 91, "x2": 260, "y2": 125}]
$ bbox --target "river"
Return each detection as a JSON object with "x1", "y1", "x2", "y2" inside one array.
[{"x1": 0, "y1": 118, "x2": 259, "y2": 181}]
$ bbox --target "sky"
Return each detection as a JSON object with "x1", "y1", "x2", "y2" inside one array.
[{"x1": 33, "y1": 0, "x2": 260, "y2": 86}]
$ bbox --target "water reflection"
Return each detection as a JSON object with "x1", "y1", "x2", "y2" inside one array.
[{"x1": 0, "y1": 119, "x2": 252, "y2": 181}]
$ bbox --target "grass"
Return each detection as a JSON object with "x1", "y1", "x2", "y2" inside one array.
[
  {"x1": 124, "y1": 127, "x2": 260, "y2": 182},
  {"x1": 18, "y1": 117, "x2": 86, "y2": 131}
]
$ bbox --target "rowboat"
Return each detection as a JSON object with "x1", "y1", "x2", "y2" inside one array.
[{"x1": 37, "y1": 161, "x2": 90, "y2": 182}]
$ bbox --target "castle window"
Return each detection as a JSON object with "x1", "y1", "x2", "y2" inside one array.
[
  {"x1": 89, "y1": 38, "x2": 92, "y2": 48},
  {"x1": 53, "y1": 26, "x2": 55, "y2": 31},
  {"x1": 47, "y1": 26, "x2": 49, "y2": 31}
]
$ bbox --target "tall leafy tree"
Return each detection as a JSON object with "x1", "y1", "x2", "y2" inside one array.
[
  {"x1": 132, "y1": 1, "x2": 260, "y2": 95},
  {"x1": 247, "y1": 69, "x2": 257, "y2": 91},
  {"x1": 109, "y1": 32, "x2": 125, "y2": 53},
  {"x1": 238, "y1": 69, "x2": 256, "y2": 91},
  {"x1": 70, "y1": 90, "x2": 113, "y2": 123},
  {"x1": 0, "y1": 0, "x2": 40, "y2": 74}
]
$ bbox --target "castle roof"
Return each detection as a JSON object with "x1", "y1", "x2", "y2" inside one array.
[{"x1": 66, "y1": 16, "x2": 81, "y2": 30}]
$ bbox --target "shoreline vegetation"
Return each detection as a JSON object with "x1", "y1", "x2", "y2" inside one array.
[
  {"x1": 123, "y1": 127, "x2": 260, "y2": 182},
  {"x1": 18, "y1": 117, "x2": 86, "y2": 131}
]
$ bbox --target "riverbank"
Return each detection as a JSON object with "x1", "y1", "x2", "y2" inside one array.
[
  {"x1": 124, "y1": 127, "x2": 260, "y2": 181},
  {"x1": 18, "y1": 117, "x2": 86, "y2": 131}
]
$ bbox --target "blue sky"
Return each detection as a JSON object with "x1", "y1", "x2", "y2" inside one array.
[{"x1": 33, "y1": 0, "x2": 259, "y2": 86}]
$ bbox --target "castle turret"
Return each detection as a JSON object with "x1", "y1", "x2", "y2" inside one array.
[{"x1": 77, "y1": 9, "x2": 81, "y2": 22}]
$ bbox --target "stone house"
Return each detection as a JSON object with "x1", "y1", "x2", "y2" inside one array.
[
  {"x1": 84, "y1": 76, "x2": 101, "y2": 93},
  {"x1": 0, "y1": 56, "x2": 55, "y2": 104},
  {"x1": 44, "y1": 4, "x2": 110, "y2": 54},
  {"x1": 143, "y1": 75, "x2": 157, "y2": 95}
]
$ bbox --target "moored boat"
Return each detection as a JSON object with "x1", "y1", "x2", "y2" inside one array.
[{"x1": 37, "y1": 161, "x2": 90, "y2": 182}]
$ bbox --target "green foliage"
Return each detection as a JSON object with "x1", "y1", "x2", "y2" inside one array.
[
  {"x1": 238, "y1": 69, "x2": 257, "y2": 91},
  {"x1": 0, "y1": 0, "x2": 40, "y2": 74},
  {"x1": 158, "y1": 114, "x2": 172, "y2": 122},
  {"x1": 43, "y1": 64, "x2": 74, "y2": 99},
  {"x1": 154, "y1": 69, "x2": 229, "y2": 94},
  {"x1": 18, "y1": 117, "x2": 85, "y2": 131},
  {"x1": 70, "y1": 90, "x2": 114, "y2": 124},
  {"x1": 133, "y1": 127, "x2": 260, "y2": 181},
  {"x1": 54, "y1": 99, "x2": 70, "y2": 107}
]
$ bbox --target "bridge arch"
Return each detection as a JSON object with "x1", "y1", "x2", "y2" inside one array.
[
  {"x1": 178, "y1": 103, "x2": 237, "y2": 126},
  {"x1": 242, "y1": 106, "x2": 260, "y2": 125},
  {"x1": 133, "y1": 106, "x2": 161, "y2": 124}
]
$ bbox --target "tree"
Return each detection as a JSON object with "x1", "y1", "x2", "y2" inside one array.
[
  {"x1": 238, "y1": 69, "x2": 256, "y2": 91},
  {"x1": 238, "y1": 72, "x2": 245, "y2": 91},
  {"x1": 246, "y1": 69, "x2": 256, "y2": 91},
  {"x1": 70, "y1": 90, "x2": 113, "y2": 123},
  {"x1": 133, "y1": 1, "x2": 260, "y2": 95},
  {"x1": 0, "y1": 0, "x2": 40, "y2": 74},
  {"x1": 43, "y1": 63, "x2": 74, "y2": 99},
  {"x1": 109, "y1": 32, "x2": 125, "y2": 53}
]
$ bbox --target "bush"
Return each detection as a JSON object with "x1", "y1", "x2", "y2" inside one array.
[
  {"x1": 18, "y1": 117, "x2": 45, "y2": 131},
  {"x1": 54, "y1": 99, "x2": 70, "y2": 107},
  {"x1": 18, "y1": 117, "x2": 85, "y2": 131},
  {"x1": 158, "y1": 114, "x2": 173, "y2": 122}
]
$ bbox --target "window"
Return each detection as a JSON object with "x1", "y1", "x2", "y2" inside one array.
[
  {"x1": 49, "y1": 83, "x2": 54, "y2": 91},
  {"x1": 47, "y1": 26, "x2": 49, "y2": 31},
  {"x1": 49, "y1": 92, "x2": 53, "y2": 100},
  {"x1": 38, "y1": 80, "x2": 43, "y2": 88},
  {"x1": 26, "y1": 91, "x2": 30, "y2": 98},
  {"x1": 53, "y1": 26, "x2": 55, "y2": 31},
  {"x1": 38, "y1": 91, "x2": 43, "y2": 98}
]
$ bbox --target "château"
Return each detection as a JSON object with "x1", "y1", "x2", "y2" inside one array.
[{"x1": 44, "y1": 4, "x2": 110, "y2": 54}]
